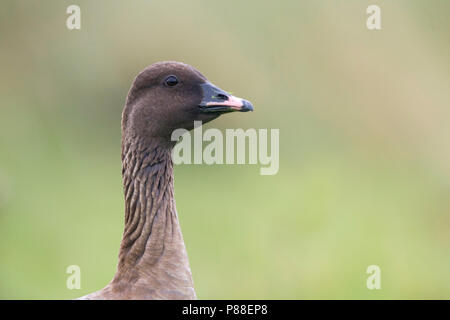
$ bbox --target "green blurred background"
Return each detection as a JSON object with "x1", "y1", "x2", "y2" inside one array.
[{"x1": 1, "y1": 0, "x2": 449, "y2": 299}]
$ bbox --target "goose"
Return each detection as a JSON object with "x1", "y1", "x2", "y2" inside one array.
[{"x1": 78, "y1": 61, "x2": 253, "y2": 299}]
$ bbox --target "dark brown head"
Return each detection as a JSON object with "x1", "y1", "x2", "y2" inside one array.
[{"x1": 122, "y1": 61, "x2": 253, "y2": 143}]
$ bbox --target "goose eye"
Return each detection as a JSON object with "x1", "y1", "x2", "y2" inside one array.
[{"x1": 165, "y1": 75, "x2": 179, "y2": 87}]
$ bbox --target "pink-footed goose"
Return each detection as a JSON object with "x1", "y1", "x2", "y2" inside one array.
[{"x1": 78, "y1": 61, "x2": 253, "y2": 300}]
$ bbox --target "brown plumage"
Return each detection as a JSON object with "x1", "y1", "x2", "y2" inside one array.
[{"x1": 78, "y1": 61, "x2": 253, "y2": 300}]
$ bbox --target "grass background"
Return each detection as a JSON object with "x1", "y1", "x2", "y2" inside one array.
[{"x1": 0, "y1": 0, "x2": 449, "y2": 299}]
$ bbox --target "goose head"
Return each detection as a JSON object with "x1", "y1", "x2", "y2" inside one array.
[{"x1": 122, "y1": 61, "x2": 253, "y2": 142}]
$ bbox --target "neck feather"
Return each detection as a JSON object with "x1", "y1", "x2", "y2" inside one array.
[{"x1": 110, "y1": 136, "x2": 195, "y2": 296}]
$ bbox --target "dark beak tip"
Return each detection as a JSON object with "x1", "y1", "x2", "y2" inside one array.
[{"x1": 241, "y1": 100, "x2": 254, "y2": 112}]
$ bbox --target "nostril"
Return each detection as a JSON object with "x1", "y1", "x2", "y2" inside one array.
[{"x1": 216, "y1": 94, "x2": 228, "y2": 101}]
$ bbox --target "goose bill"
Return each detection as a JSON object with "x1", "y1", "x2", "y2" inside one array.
[{"x1": 198, "y1": 82, "x2": 253, "y2": 113}]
